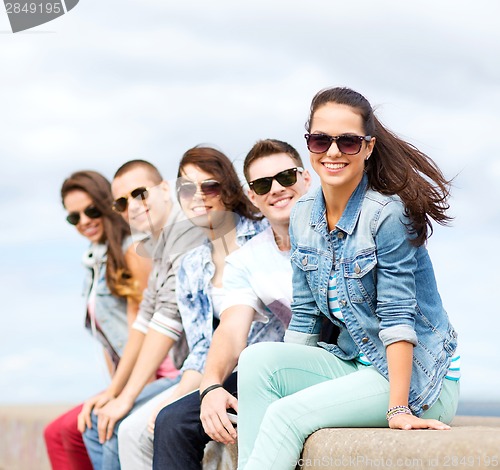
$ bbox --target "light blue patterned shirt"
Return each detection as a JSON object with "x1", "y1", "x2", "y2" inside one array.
[{"x1": 176, "y1": 215, "x2": 268, "y2": 373}]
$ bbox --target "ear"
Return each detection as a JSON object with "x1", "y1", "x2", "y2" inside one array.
[
  {"x1": 159, "y1": 180, "x2": 170, "y2": 202},
  {"x1": 367, "y1": 137, "x2": 376, "y2": 155},
  {"x1": 301, "y1": 169, "x2": 313, "y2": 191}
]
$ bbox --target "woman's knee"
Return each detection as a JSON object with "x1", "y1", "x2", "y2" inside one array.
[
  {"x1": 45, "y1": 409, "x2": 78, "y2": 443},
  {"x1": 44, "y1": 417, "x2": 61, "y2": 444},
  {"x1": 239, "y1": 343, "x2": 281, "y2": 379}
]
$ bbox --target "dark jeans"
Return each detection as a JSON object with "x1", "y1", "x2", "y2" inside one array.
[{"x1": 153, "y1": 372, "x2": 238, "y2": 470}]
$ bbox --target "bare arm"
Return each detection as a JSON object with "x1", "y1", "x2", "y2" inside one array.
[
  {"x1": 119, "y1": 330, "x2": 175, "y2": 404},
  {"x1": 199, "y1": 305, "x2": 255, "y2": 444},
  {"x1": 103, "y1": 349, "x2": 115, "y2": 377},
  {"x1": 386, "y1": 341, "x2": 449, "y2": 430},
  {"x1": 387, "y1": 340, "x2": 413, "y2": 409},
  {"x1": 77, "y1": 245, "x2": 151, "y2": 434},
  {"x1": 124, "y1": 243, "x2": 152, "y2": 328},
  {"x1": 77, "y1": 329, "x2": 145, "y2": 433},
  {"x1": 95, "y1": 330, "x2": 175, "y2": 442}
]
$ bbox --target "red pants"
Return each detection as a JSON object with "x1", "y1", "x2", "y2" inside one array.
[{"x1": 44, "y1": 403, "x2": 93, "y2": 470}]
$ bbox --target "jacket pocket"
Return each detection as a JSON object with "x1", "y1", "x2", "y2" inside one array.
[
  {"x1": 291, "y1": 248, "x2": 321, "y2": 289},
  {"x1": 341, "y1": 249, "x2": 377, "y2": 304}
]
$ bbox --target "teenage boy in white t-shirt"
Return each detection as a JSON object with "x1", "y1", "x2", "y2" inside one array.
[{"x1": 152, "y1": 139, "x2": 312, "y2": 469}]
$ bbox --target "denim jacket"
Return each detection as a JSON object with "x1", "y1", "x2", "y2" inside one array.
[
  {"x1": 286, "y1": 175, "x2": 458, "y2": 415},
  {"x1": 177, "y1": 216, "x2": 268, "y2": 374},
  {"x1": 82, "y1": 237, "x2": 134, "y2": 366}
]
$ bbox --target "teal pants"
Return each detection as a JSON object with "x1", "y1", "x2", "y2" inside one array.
[{"x1": 237, "y1": 342, "x2": 459, "y2": 470}]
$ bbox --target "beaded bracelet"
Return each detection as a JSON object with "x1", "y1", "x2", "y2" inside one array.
[
  {"x1": 386, "y1": 405, "x2": 412, "y2": 421},
  {"x1": 200, "y1": 384, "x2": 223, "y2": 403}
]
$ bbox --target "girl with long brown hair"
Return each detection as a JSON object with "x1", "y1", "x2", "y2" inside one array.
[
  {"x1": 44, "y1": 170, "x2": 151, "y2": 470},
  {"x1": 237, "y1": 87, "x2": 460, "y2": 469}
]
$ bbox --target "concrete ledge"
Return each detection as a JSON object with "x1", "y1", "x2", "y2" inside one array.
[
  {"x1": 1, "y1": 406, "x2": 498, "y2": 470},
  {"x1": 299, "y1": 416, "x2": 500, "y2": 469},
  {"x1": 0, "y1": 403, "x2": 238, "y2": 470},
  {"x1": 174, "y1": 416, "x2": 500, "y2": 470},
  {"x1": 0, "y1": 404, "x2": 71, "y2": 470},
  {"x1": 204, "y1": 441, "x2": 238, "y2": 470}
]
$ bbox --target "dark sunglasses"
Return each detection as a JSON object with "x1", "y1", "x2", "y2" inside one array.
[
  {"x1": 176, "y1": 179, "x2": 222, "y2": 200},
  {"x1": 112, "y1": 187, "x2": 150, "y2": 213},
  {"x1": 66, "y1": 205, "x2": 102, "y2": 225},
  {"x1": 304, "y1": 133, "x2": 372, "y2": 155},
  {"x1": 248, "y1": 167, "x2": 303, "y2": 195}
]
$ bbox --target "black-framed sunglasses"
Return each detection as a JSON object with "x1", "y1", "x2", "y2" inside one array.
[
  {"x1": 112, "y1": 187, "x2": 150, "y2": 213},
  {"x1": 66, "y1": 205, "x2": 102, "y2": 225},
  {"x1": 304, "y1": 133, "x2": 372, "y2": 155},
  {"x1": 248, "y1": 167, "x2": 304, "y2": 196},
  {"x1": 176, "y1": 179, "x2": 222, "y2": 200}
]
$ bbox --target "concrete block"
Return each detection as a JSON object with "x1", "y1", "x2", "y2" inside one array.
[{"x1": 298, "y1": 416, "x2": 500, "y2": 470}]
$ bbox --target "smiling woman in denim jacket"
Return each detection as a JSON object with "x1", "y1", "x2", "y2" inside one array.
[
  {"x1": 115, "y1": 146, "x2": 267, "y2": 470},
  {"x1": 237, "y1": 87, "x2": 460, "y2": 469},
  {"x1": 44, "y1": 170, "x2": 151, "y2": 470}
]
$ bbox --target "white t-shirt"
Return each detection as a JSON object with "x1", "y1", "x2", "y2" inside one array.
[
  {"x1": 221, "y1": 226, "x2": 292, "y2": 327},
  {"x1": 210, "y1": 284, "x2": 225, "y2": 320}
]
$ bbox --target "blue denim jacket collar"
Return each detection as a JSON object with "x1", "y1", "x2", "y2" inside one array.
[{"x1": 310, "y1": 174, "x2": 369, "y2": 237}]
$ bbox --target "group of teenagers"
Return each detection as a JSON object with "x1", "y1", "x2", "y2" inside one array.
[{"x1": 44, "y1": 86, "x2": 460, "y2": 470}]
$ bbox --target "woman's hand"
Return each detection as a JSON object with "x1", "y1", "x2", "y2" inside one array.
[
  {"x1": 388, "y1": 413, "x2": 450, "y2": 430},
  {"x1": 77, "y1": 390, "x2": 114, "y2": 433},
  {"x1": 95, "y1": 395, "x2": 135, "y2": 443}
]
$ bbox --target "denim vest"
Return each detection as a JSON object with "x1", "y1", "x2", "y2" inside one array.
[
  {"x1": 82, "y1": 237, "x2": 133, "y2": 366},
  {"x1": 288, "y1": 175, "x2": 458, "y2": 416}
]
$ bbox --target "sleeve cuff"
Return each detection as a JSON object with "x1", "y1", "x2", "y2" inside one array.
[
  {"x1": 149, "y1": 315, "x2": 183, "y2": 341},
  {"x1": 181, "y1": 357, "x2": 204, "y2": 374},
  {"x1": 379, "y1": 325, "x2": 418, "y2": 347},
  {"x1": 132, "y1": 316, "x2": 149, "y2": 335},
  {"x1": 220, "y1": 294, "x2": 268, "y2": 323}
]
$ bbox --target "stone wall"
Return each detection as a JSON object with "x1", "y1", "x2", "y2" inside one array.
[
  {"x1": 1, "y1": 405, "x2": 499, "y2": 470},
  {"x1": 0, "y1": 404, "x2": 71, "y2": 470}
]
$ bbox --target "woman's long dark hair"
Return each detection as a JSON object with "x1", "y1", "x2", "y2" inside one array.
[
  {"x1": 177, "y1": 146, "x2": 261, "y2": 221},
  {"x1": 61, "y1": 170, "x2": 141, "y2": 302},
  {"x1": 306, "y1": 87, "x2": 452, "y2": 246}
]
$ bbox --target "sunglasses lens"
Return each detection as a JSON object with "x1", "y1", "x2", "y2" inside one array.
[
  {"x1": 84, "y1": 205, "x2": 102, "y2": 219},
  {"x1": 250, "y1": 178, "x2": 272, "y2": 195},
  {"x1": 66, "y1": 205, "x2": 102, "y2": 225},
  {"x1": 130, "y1": 187, "x2": 149, "y2": 200},
  {"x1": 306, "y1": 134, "x2": 332, "y2": 153},
  {"x1": 112, "y1": 197, "x2": 128, "y2": 213},
  {"x1": 275, "y1": 169, "x2": 298, "y2": 187},
  {"x1": 337, "y1": 136, "x2": 362, "y2": 155},
  {"x1": 200, "y1": 181, "x2": 222, "y2": 197},
  {"x1": 177, "y1": 182, "x2": 197, "y2": 200},
  {"x1": 178, "y1": 181, "x2": 221, "y2": 199},
  {"x1": 66, "y1": 213, "x2": 80, "y2": 225}
]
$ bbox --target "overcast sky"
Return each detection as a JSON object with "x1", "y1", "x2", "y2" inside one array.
[{"x1": 1, "y1": 0, "x2": 499, "y2": 404}]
